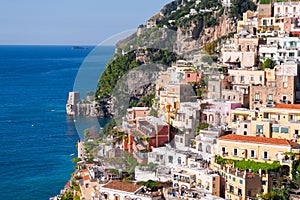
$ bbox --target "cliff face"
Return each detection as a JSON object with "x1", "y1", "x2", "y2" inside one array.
[
  {"x1": 176, "y1": 14, "x2": 236, "y2": 53},
  {"x1": 93, "y1": 0, "x2": 257, "y2": 118}
]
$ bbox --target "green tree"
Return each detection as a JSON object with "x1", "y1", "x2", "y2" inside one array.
[{"x1": 262, "y1": 58, "x2": 275, "y2": 70}]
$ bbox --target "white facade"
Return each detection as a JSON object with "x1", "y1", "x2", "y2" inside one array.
[
  {"x1": 148, "y1": 146, "x2": 197, "y2": 168},
  {"x1": 274, "y1": 2, "x2": 300, "y2": 18},
  {"x1": 259, "y1": 37, "x2": 300, "y2": 63}
]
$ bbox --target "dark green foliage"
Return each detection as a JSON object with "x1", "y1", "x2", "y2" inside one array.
[
  {"x1": 96, "y1": 51, "x2": 138, "y2": 100},
  {"x1": 262, "y1": 58, "x2": 275, "y2": 70},
  {"x1": 230, "y1": 0, "x2": 257, "y2": 20},
  {"x1": 261, "y1": 191, "x2": 285, "y2": 200},
  {"x1": 136, "y1": 93, "x2": 155, "y2": 107},
  {"x1": 102, "y1": 119, "x2": 116, "y2": 135},
  {"x1": 260, "y1": 0, "x2": 271, "y2": 4},
  {"x1": 137, "y1": 180, "x2": 161, "y2": 191},
  {"x1": 197, "y1": 123, "x2": 209, "y2": 132},
  {"x1": 95, "y1": 49, "x2": 177, "y2": 101},
  {"x1": 157, "y1": 0, "x2": 221, "y2": 32},
  {"x1": 215, "y1": 156, "x2": 281, "y2": 173}
]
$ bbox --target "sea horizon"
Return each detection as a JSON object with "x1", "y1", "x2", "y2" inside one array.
[{"x1": 0, "y1": 45, "x2": 114, "y2": 200}]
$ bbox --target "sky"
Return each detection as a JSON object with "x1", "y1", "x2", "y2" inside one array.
[{"x1": 0, "y1": 0, "x2": 172, "y2": 45}]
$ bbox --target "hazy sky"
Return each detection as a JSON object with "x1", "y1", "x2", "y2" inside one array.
[{"x1": 0, "y1": 1, "x2": 172, "y2": 45}]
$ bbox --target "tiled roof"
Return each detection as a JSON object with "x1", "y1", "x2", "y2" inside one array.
[
  {"x1": 102, "y1": 180, "x2": 142, "y2": 193},
  {"x1": 219, "y1": 134, "x2": 295, "y2": 146},
  {"x1": 275, "y1": 104, "x2": 300, "y2": 110},
  {"x1": 83, "y1": 175, "x2": 89, "y2": 181}
]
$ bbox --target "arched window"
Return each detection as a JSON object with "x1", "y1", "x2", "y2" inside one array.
[
  {"x1": 198, "y1": 143, "x2": 203, "y2": 152},
  {"x1": 206, "y1": 145, "x2": 212, "y2": 153}
]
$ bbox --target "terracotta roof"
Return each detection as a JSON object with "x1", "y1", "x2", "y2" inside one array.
[
  {"x1": 219, "y1": 134, "x2": 295, "y2": 146},
  {"x1": 102, "y1": 180, "x2": 142, "y2": 193},
  {"x1": 275, "y1": 104, "x2": 300, "y2": 110},
  {"x1": 83, "y1": 175, "x2": 89, "y2": 181}
]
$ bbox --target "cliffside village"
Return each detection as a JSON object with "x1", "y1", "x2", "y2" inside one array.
[{"x1": 59, "y1": 1, "x2": 300, "y2": 200}]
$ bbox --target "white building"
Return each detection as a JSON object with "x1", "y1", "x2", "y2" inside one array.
[
  {"x1": 274, "y1": 2, "x2": 300, "y2": 18},
  {"x1": 259, "y1": 37, "x2": 300, "y2": 64}
]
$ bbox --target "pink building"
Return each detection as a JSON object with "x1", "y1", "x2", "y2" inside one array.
[
  {"x1": 201, "y1": 100, "x2": 242, "y2": 126},
  {"x1": 180, "y1": 71, "x2": 202, "y2": 84}
]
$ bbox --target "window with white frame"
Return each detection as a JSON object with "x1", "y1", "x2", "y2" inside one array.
[
  {"x1": 255, "y1": 93, "x2": 260, "y2": 101},
  {"x1": 263, "y1": 151, "x2": 268, "y2": 159},
  {"x1": 250, "y1": 150, "x2": 256, "y2": 158},
  {"x1": 233, "y1": 148, "x2": 238, "y2": 156}
]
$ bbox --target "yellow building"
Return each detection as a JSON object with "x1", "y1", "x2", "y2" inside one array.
[
  {"x1": 231, "y1": 104, "x2": 300, "y2": 141},
  {"x1": 158, "y1": 83, "x2": 196, "y2": 123},
  {"x1": 251, "y1": 104, "x2": 300, "y2": 140},
  {"x1": 217, "y1": 134, "x2": 300, "y2": 173}
]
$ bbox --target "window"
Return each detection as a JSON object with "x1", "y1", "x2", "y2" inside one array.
[
  {"x1": 257, "y1": 125, "x2": 264, "y2": 135},
  {"x1": 178, "y1": 157, "x2": 181, "y2": 165},
  {"x1": 221, "y1": 147, "x2": 226, "y2": 155},
  {"x1": 180, "y1": 138, "x2": 183, "y2": 143},
  {"x1": 233, "y1": 177, "x2": 236, "y2": 181},
  {"x1": 244, "y1": 131, "x2": 247, "y2": 135},
  {"x1": 187, "y1": 73, "x2": 190, "y2": 78},
  {"x1": 272, "y1": 126, "x2": 279, "y2": 133},
  {"x1": 263, "y1": 19, "x2": 267, "y2": 26},
  {"x1": 229, "y1": 185, "x2": 234, "y2": 193},
  {"x1": 268, "y1": 94, "x2": 273, "y2": 102},
  {"x1": 283, "y1": 95, "x2": 287, "y2": 101},
  {"x1": 231, "y1": 76, "x2": 235, "y2": 82},
  {"x1": 259, "y1": 75, "x2": 263, "y2": 82},
  {"x1": 233, "y1": 148, "x2": 238, "y2": 156},
  {"x1": 250, "y1": 76, "x2": 254, "y2": 81},
  {"x1": 238, "y1": 188, "x2": 242, "y2": 196},
  {"x1": 206, "y1": 145, "x2": 212, "y2": 153},
  {"x1": 289, "y1": 52, "x2": 295, "y2": 57},
  {"x1": 168, "y1": 156, "x2": 173, "y2": 163},
  {"x1": 240, "y1": 76, "x2": 245, "y2": 82},
  {"x1": 263, "y1": 151, "x2": 268, "y2": 159},
  {"x1": 290, "y1": 114, "x2": 295, "y2": 122},
  {"x1": 212, "y1": 85, "x2": 216, "y2": 92},
  {"x1": 250, "y1": 150, "x2": 256, "y2": 158},
  {"x1": 262, "y1": 180, "x2": 267, "y2": 185},
  {"x1": 198, "y1": 143, "x2": 202, "y2": 152},
  {"x1": 281, "y1": 127, "x2": 289, "y2": 133},
  {"x1": 244, "y1": 124, "x2": 248, "y2": 128},
  {"x1": 240, "y1": 179, "x2": 243, "y2": 184},
  {"x1": 255, "y1": 93, "x2": 260, "y2": 101},
  {"x1": 264, "y1": 113, "x2": 269, "y2": 119}
]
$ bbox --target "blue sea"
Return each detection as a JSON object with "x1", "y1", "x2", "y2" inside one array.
[{"x1": 0, "y1": 45, "x2": 114, "y2": 200}]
